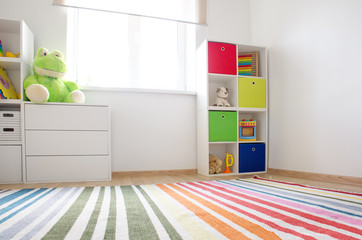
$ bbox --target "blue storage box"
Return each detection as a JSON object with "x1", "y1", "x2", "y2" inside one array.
[{"x1": 239, "y1": 143, "x2": 265, "y2": 173}]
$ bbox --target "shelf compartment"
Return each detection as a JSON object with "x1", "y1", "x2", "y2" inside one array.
[
  {"x1": 208, "y1": 74, "x2": 237, "y2": 108},
  {"x1": 238, "y1": 112, "x2": 267, "y2": 142},
  {"x1": 209, "y1": 143, "x2": 238, "y2": 175},
  {"x1": 237, "y1": 44, "x2": 267, "y2": 78}
]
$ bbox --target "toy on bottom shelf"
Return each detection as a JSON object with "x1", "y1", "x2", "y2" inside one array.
[
  {"x1": 0, "y1": 66, "x2": 18, "y2": 99},
  {"x1": 209, "y1": 154, "x2": 223, "y2": 174},
  {"x1": 239, "y1": 119, "x2": 256, "y2": 141},
  {"x1": 24, "y1": 47, "x2": 85, "y2": 103},
  {"x1": 223, "y1": 152, "x2": 234, "y2": 174},
  {"x1": 213, "y1": 87, "x2": 231, "y2": 107}
]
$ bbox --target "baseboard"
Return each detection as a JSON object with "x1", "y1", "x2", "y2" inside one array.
[
  {"x1": 267, "y1": 168, "x2": 362, "y2": 186},
  {"x1": 112, "y1": 169, "x2": 197, "y2": 177}
]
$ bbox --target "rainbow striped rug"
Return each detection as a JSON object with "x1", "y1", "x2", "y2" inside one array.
[{"x1": 0, "y1": 177, "x2": 361, "y2": 240}]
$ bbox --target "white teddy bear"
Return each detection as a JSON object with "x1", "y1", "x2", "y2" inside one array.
[{"x1": 213, "y1": 87, "x2": 231, "y2": 107}]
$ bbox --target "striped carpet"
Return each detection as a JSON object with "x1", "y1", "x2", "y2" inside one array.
[{"x1": 0, "y1": 177, "x2": 361, "y2": 240}]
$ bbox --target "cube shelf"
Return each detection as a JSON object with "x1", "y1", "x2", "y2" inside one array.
[
  {"x1": 196, "y1": 39, "x2": 268, "y2": 176},
  {"x1": 0, "y1": 18, "x2": 34, "y2": 184}
]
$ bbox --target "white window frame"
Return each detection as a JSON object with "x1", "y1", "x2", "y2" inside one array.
[{"x1": 66, "y1": 8, "x2": 197, "y2": 94}]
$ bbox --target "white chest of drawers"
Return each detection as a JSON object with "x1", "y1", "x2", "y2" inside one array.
[{"x1": 24, "y1": 103, "x2": 111, "y2": 182}]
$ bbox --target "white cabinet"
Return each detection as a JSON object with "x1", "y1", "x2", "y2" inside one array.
[
  {"x1": 0, "y1": 145, "x2": 22, "y2": 183},
  {"x1": 24, "y1": 103, "x2": 111, "y2": 183},
  {"x1": 0, "y1": 18, "x2": 112, "y2": 185},
  {"x1": 196, "y1": 40, "x2": 268, "y2": 176},
  {"x1": 0, "y1": 18, "x2": 34, "y2": 183}
]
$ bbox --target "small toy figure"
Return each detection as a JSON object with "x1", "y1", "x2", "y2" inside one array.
[
  {"x1": 213, "y1": 87, "x2": 231, "y2": 107},
  {"x1": 223, "y1": 152, "x2": 234, "y2": 174}
]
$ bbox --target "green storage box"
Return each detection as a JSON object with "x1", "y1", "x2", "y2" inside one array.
[
  {"x1": 209, "y1": 111, "x2": 237, "y2": 142},
  {"x1": 238, "y1": 78, "x2": 266, "y2": 108}
]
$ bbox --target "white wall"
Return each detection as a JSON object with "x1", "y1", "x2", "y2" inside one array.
[
  {"x1": 0, "y1": 0, "x2": 68, "y2": 54},
  {"x1": 249, "y1": 0, "x2": 362, "y2": 177},
  {"x1": 84, "y1": 90, "x2": 196, "y2": 171},
  {"x1": 207, "y1": 0, "x2": 250, "y2": 44}
]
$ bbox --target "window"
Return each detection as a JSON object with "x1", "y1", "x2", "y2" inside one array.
[{"x1": 67, "y1": 8, "x2": 197, "y2": 92}]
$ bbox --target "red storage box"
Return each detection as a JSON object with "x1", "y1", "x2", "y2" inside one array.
[{"x1": 208, "y1": 42, "x2": 237, "y2": 75}]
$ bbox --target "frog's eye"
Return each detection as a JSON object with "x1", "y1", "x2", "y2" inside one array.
[
  {"x1": 53, "y1": 51, "x2": 63, "y2": 59},
  {"x1": 39, "y1": 48, "x2": 49, "y2": 57}
]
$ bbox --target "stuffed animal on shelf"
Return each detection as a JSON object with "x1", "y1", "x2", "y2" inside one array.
[
  {"x1": 213, "y1": 87, "x2": 231, "y2": 107},
  {"x1": 209, "y1": 154, "x2": 223, "y2": 174},
  {"x1": 24, "y1": 48, "x2": 85, "y2": 103}
]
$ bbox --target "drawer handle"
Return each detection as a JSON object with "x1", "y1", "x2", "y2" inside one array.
[
  {"x1": 221, "y1": 47, "x2": 225, "y2": 51},
  {"x1": 3, "y1": 113, "x2": 14, "y2": 117},
  {"x1": 252, "y1": 147, "x2": 256, "y2": 151},
  {"x1": 3, "y1": 128, "x2": 14, "y2": 132},
  {"x1": 252, "y1": 82, "x2": 255, "y2": 85},
  {"x1": 221, "y1": 115, "x2": 225, "y2": 119}
]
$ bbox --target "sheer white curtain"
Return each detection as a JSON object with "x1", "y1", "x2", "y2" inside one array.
[
  {"x1": 57, "y1": 0, "x2": 204, "y2": 91},
  {"x1": 53, "y1": 0, "x2": 207, "y2": 25}
]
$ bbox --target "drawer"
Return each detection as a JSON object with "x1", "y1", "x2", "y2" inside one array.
[
  {"x1": 208, "y1": 42, "x2": 237, "y2": 75},
  {"x1": 238, "y1": 78, "x2": 266, "y2": 108},
  {"x1": 26, "y1": 130, "x2": 109, "y2": 156},
  {"x1": 25, "y1": 104, "x2": 108, "y2": 130},
  {"x1": 0, "y1": 111, "x2": 21, "y2": 124},
  {"x1": 209, "y1": 111, "x2": 237, "y2": 142},
  {"x1": 0, "y1": 125, "x2": 21, "y2": 141},
  {"x1": 239, "y1": 143, "x2": 265, "y2": 173},
  {"x1": 26, "y1": 156, "x2": 110, "y2": 182},
  {"x1": 0, "y1": 110, "x2": 21, "y2": 141},
  {"x1": 0, "y1": 145, "x2": 22, "y2": 183}
]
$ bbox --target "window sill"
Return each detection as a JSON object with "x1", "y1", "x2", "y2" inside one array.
[{"x1": 80, "y1": 86, "x2": 197, "y2": 96}]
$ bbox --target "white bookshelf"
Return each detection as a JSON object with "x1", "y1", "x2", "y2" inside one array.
[
  {"x1": 196, "y1": 39, "x2": 268, "y2": 176},
  {"x1": 0, "y1": 18, "x2": 34, "y2": 183}
]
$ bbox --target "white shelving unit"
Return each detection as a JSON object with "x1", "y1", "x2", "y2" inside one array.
[
  {"x1": 0, "y1": 18, "x2": 112, "y2": 184},
  {"x1": 196, "y1": 40, "x2": 268, "y2": 176},
  {"x1": 0, "y1": 18, "x2": 33, "y2": 183}
]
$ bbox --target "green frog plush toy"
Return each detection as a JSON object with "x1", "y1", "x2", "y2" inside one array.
[{"x1": 24, "y1": 48, "x2": 85, "y2": 103}]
